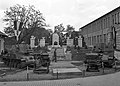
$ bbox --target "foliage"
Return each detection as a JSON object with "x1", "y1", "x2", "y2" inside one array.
[
  {"x1": 3, "y1": 4, "x2": 47, "y2": 43},
  {"x1": 53, "y1": 24, "x2": 66, "y2": 45},
  {"x1": 54, "y1": 23, "x2": 65, "y2": 33},
  {"x1": 5, "y1": 27, "x2": 50, "y2": 45},
  {"x1": 66, "y1": 25, "x2": 75, "y2": 32},
  {"x1": 47, "y1": 29, "x2": 53, "y2": 35},
  {"x1": 65, "y1": 24, "x2": 75, "y2": 38}
]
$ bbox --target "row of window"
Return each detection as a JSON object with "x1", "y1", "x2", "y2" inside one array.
[
  {"x1": 112, "y1": 12, "x2": 120, "y2": 25},
  {"x1": 86, "y1": 34, "x2": 108, "y2": 46},
  {"x1": 116, "y1": 30, "x2": 120, "y2": 50},
  {"x1": 81, "y1": 10, "x2": 120, "y2": 35}
]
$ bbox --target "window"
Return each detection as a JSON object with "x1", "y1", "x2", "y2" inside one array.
[
  {"x1": 97, "y1": 35, "x2": 99, "y2": 43},
  {"x1": 90, "y1": 37, "x2": 91, "y2": 45},
  {"x1": 101, "y1": 20, "x2": 103, "y2": 30},
  {"x1": 118, "y1": 12, "x2": 120, "y2": 24},
  {"x1": 104, "y1": 34, "x2": 106, "y2": 44},
  {"x1": 92, "y1": 24, "x2": 94, "y2": 32},
  {"x1": 108, "y1": 17, "x2": 109, "y2": 27},
  {"x1": 106, "y1": 18, "x2": 108, "y2": 28},
  {"x1": 99, "y1": 21, "x2": 101, "y2": 30},
  {"x1": 116, "y1": 30, "x2": 120, "y2": 50},
  {"x1": 100, "y1": 35, "x2": 102, "y2": 43},
  {"x1": 92, "y1": 36, "x2": 94, "y2": 45},
  {"x1": 95, "y1": 23, "x2": 96, "y2": 32},
  {"x1": 112, "y1": 15, "x2": 114, "y2": 25},
  {"x1": 97, "y1": 22, "x2": 99, "y2": 31},
  {"x1": 104, "y1": 19, "x2": 105, "y2": 29},
  {"x1": 115, "y1": 14, "x2": 117, "y2": 24},
  {"x1": 88, "y1": 37, "x2": 89, "y2": 45},
  {"x1": 106, "y1": 17, "x2": 108, "y2": 28},
  {"x1": 94, "y1": 36, "x2": 96, "y2": 44}
]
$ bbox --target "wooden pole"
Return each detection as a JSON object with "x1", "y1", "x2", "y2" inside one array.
[
  {"x1": 115, "y1": 61, "x2": 117, "y2": 71},
  {"x1": 27, "y1": 66, "x2": 29, "y2": 80},
  {"x1": 102, "y1": 62, "x2": 104, "y2": 74},
  {"x1": 57, "y1": 69, "x2": 58, "y2": 79}
]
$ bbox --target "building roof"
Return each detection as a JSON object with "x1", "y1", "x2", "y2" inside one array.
[
  {"x1": 0, "y1": 31, "x2": 8, "y2": 37},
  {"x1": 80, "y1": 6, "x2": 120, "y2": 29}
]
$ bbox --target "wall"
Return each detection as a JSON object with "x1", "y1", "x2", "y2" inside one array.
[
  {"x1": 0, "y1": 37, "x2": 4, "y2": 54},
  {"x1": 80, "y1": 7, "x2": 120, "y2": 50}
]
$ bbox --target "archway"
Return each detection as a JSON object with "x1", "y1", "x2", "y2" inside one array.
[{"x1": 54, "y1": 41, "x2": 58, "y2": 45}]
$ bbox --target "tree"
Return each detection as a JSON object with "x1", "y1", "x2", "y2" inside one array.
[
  {"x1": 3, "y1": 4, "x2": 47, "y2": 43},
  {"x1": 66, "y1": 25, "x2": 75, "y2": 32},
  {"x1": 47, "y1": 29, "x2": 53, "y2": 35},
  {"x1": 54, "y1": 23, "x2": 65, "y2": 33},
  {"x1": 65, "y1": 25, "x2": 75, "y2": 38},
  {"x1": 54, "y1": 24, "x2": 65, "y2": 46}
]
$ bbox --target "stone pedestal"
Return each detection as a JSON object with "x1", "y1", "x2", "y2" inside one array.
[
  {"x1": 56, "y1": 48, "x2": 65, "y2": 60},
  {"x1": 40, "y1": 37, "x2": 45, "y2": 47},
  {"x1": 52, "y1": 33, "x2": 60, "y2": 48},
  {"x1": 67, "y1": 37, "x2": 73, "y2": 47},
  {"x1": 0, "y1": 38, "x2": 4, "y2": 54},
  {"x1": 65, "y1": 51, "x2": 72, "y2": 60},
  {"x1": 30, "y1": 36, "x2": 35, "y2": 48},
  {"x1": 78, "y1": 36, "x2": 82, "y2": 47}
]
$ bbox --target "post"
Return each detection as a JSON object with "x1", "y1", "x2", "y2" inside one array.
[
  {"x1": 10, "y1": 58, "x2": 12, "y2": 70},
  {"x1": 30, "y1": 36, "x2": 35, "y2": 49},
  {"x1": 82, "y1": 70, "x2": 85, "y2": 77},
  {"x1": 102, "y1": 62, "x2": 104, "y2": 74},
  {"x1": 27, "y1": 66, "x2": 29, "y2": 80},
  {"x1": 57, "y1": 69, "x2": 58, "y2": 79},
  {"x1": 47, "y1": 62, "x2": 49, "y2": 73},
  {"x1": 114, "y1": 61, "x2": 117, "y2": 71},
  {"x1": 82, "y1": 63, "x2": 86, "y2": 77}
]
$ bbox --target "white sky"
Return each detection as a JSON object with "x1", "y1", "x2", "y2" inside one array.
[{"x1": 0, "y1": 0, "x2": 120, "y2": 32}]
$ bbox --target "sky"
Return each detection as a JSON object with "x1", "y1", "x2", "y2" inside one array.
[{"x1": 0, "y1": 0, "x2": 120, "y2": 32}]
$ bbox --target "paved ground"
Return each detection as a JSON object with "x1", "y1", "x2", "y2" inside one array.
[
  {"x1": 0, "y1": 71, "x2": 120, "y2": 86},
  {"x1": 0, "y1": 60, "x2": 120, "y2": 86}
]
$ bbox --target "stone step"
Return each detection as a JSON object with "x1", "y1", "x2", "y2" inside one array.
[
  {"x1": 50, "y1": 61, "x2": 82, "y2": 76},
  {"x1": 52, "y1": 68, "x2": 82, "y2": 76},
  {"x1": 49, "y1": 61, "x2": 75, "y2": 68}
]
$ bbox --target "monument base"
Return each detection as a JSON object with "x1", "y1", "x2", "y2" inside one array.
[
  {"x1": 52, "y1": 45, "x2": 60, "y2": 48},
  {"x1": 50, "y1": 61, "x2": 82, "y2": 76},
  {"x1": 57, "y1": 56, "x2": 65, "y2": 61}
]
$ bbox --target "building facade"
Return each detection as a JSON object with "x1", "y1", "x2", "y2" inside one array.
[
  {"x1": 80, "y1": 6, "x2": 120, "y2": 50},
  {"x1": 0, "y1": 31, "x2": 7, "y2": 54}
]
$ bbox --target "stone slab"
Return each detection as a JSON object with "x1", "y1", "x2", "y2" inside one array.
[
  {"x1": 50, "y1": 61, "x2": 75, "y2": 68},
  {"x1": 52, "y1": 68, "x2": 82, "y2": 75}
]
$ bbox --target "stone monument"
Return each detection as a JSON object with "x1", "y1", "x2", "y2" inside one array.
[
  {"x1": 65, "y1": 51, "x2": 72, "y2": 60},
  {"x1": 30, "y1": 36, "x2": 35, "y2": 48},
  {"x1": 52, "y1": 33, "x2": 60, "y2": 47},
  {"x1": 40, "y1": 37, "x2": 45, "y2": 47},
  {"x1": 67, "y1": 37, "x2": 73, "y2": 47},
  {"x1": 78, "y1": 35, "x2": 83, "y2": 47}
]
